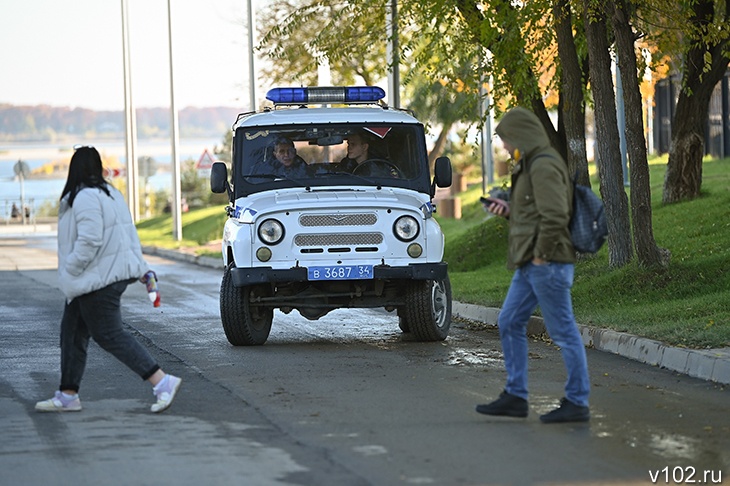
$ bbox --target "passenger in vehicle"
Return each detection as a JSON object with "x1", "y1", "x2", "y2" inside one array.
[
  {"x1": 270, "y1": 137, "x2": 309, "y2": 178},
  {"x1": 248, "y1": 137, "x2": 309, "y2": 180}
]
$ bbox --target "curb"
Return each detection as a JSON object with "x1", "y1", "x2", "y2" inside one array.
[{"x1": 453, "y1": 301, "x2": 730, "y2": 386}]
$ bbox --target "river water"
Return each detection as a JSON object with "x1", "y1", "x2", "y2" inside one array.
[{"x1": 0, "y1": 138, "x2": 222, "y2": 215}]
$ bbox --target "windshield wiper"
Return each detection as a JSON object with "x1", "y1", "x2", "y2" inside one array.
[
  {"x1": 241, "y1": 172, "x2": 312, "y2": 188},
  {"x1": 241, "y1": 173, "x2": 278, "y2": 180}
]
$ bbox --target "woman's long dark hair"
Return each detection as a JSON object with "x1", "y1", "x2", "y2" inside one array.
[{"x1": 61, "y1": 146, "x2": 111, "y2": 207}]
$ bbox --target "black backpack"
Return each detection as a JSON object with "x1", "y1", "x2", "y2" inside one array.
[
  {"x1": 525, "y1": 156, "x2": 608, "y2": 254},
  {"x1": 569, "y1": 177, "x2": 608, "y2": 253}
]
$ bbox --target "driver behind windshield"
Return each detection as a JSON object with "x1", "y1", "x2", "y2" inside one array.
[
  {"x1": 339, "y1": 132, "x2": 371, "y2": 172},
  {"x1": 339, "y1": 132, "x2": 401, "y2": 178}
]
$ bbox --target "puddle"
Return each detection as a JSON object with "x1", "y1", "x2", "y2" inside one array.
[{"x1": 446, "y1": 348, "x2": 504, "y2": 367}]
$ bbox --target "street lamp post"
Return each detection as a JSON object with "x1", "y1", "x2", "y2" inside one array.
[
  {"x1": 247, "y1": 0, "x2": 257, "y2": 111},
  {"x1": 480, "y1": 81, "x2": 494, "y2": 192},
  {"x1": 386, "y1": 0, "x2": 400, "y2": 108},
  {"x1": 167, "y1": 0, "x2": 182, "y2": 241},
  {"x1": 121, "y1": 0, "x2": 139, "y2": 221}
]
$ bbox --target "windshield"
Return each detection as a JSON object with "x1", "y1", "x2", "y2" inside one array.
[{"x1": 231, "y1": 123, "x2": 432, "y2": 197}]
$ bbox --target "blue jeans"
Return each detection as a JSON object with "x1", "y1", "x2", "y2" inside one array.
[
  {"x1": 60, "y1": 280, "x2": 160, "y2": 392},
  {"x1": 497, "y1": 262, "x2": 590, "y2": 407}
]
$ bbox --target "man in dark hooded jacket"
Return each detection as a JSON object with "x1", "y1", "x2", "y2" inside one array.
[{"x1": 476, "y1": 107, "x2": 591, "y2": 423}]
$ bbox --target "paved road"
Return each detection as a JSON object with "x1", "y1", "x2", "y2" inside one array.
[{"x1": 1, "y1": 234, "x2": 727, "y2": 486}]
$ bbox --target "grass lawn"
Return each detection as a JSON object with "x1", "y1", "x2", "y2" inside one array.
[
  {"x1": 441, "y1": 155, "x2": 730, "y2": 349},
  {"x1": 136, "y1": 155, "x2": 730, "y2": 349},
  {"x1": 135, "y1": 205, "x2": 227, "y2": 251}
]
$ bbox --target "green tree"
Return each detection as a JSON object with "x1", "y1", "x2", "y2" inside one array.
[
  {"x1": 583, "y1": 0, "x2": 633, "y2": 268},
  {"x1": 138, "y1": 156, "x2": 158, "y2": 218},
  {"x1": 453, "y1": 0, "x2": 568, "y2": 157},
  {"x1": 610, "y1": 0, "x2": 668, "y2": 267},
  {"x1": 180, "y1": 159, "x2": 208, "y2": 208},
  {"x1": 255, "y1": 0, "x2": 691, "y2": 269},
  {"x1": 406, "y1": 64, "x2": 481, "y2": 169},
  {"x1": 257, "y1": 0, "x2": 387, "y2": 87},
  {"x1": 256, "y1": 0, "x2": 480, "y2": 169},
  {"x1": 211, "y1": 130, "x2": 235, "y2": 206},
  {"x1": 214, "y1": 130, "x2": 233, "y2": 165},
  {"x1": 553, "y1": 0, "x2": 590, "y2": 185},
  {"x1": 656, "y1": 0, "x2": 730, "y2": 203}
]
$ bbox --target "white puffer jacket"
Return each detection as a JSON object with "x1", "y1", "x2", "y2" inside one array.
[{"x1": 57, "y1": 185, "x2": 148, "y2": 301}]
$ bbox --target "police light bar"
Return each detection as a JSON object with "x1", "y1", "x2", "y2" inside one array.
[{"x1": 266, "y1": 86, "x2": 386, "y2": 105}]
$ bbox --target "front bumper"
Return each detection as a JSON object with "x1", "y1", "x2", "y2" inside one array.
[{"x1": 231, "y1": 262, "x2": 448, "y2": 287}]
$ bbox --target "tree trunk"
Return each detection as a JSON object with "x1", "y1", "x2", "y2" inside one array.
[
  {"x1": 611, "y1": 0, "x2": 669, "y2": 268},
  {"x1": 583, "y1": 0, "x2": 633, "y2": 268},
  {"x1": 428, "y1": 123, "x2": 452, "y2": 169},
  {"x1": 662, "y1": 0, "x2": 730, "y2": 204},
  {"x1": 553, "y1": 0, "x2": 589, "y2": 184}
]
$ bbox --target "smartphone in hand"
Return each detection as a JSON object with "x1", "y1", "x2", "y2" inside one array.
[{"x1": 480, "y1": 196, "x2": 509, "y2": 216}]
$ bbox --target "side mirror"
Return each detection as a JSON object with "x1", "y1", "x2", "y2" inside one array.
[
  {"x1": 210, "y1": 162, "x2": 229, "y2": 194},
  {"x1": 434, "y1": 156, "x2": 452, "y2": 188}
]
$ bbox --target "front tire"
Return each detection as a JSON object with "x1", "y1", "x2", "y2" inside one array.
[
  {"x1": 403, "y1": 276, "x2": 452, "y2": 341},
  {"x1": 397, "y1": 307, "x2": 411, "y2": 333},
  {"x1": 220, "y1": 264, "x2": 273, "y2": 345}
]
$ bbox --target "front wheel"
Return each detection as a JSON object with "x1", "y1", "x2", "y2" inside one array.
[
  {"x1": 220, "y1": 264, "x2": 273, "y2": 345},
  {"x1": 396, "y1": 307, "x2": 410, "y2": 333},
  {"x1": 402, "y1": 276, "x2": 452, "y2": 341}
]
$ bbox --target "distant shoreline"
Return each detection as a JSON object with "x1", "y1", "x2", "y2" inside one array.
[{"x1": 0, "y1": 137, "x2": 223, "y2": 164}]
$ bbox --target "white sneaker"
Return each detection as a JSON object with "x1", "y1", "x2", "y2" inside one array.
[
  {"x1": 151, "y1": 375, "x2": 182, "y2": 413},
  {"x1": 35, "y1": 391, "x2": 82, "y2": 412}
]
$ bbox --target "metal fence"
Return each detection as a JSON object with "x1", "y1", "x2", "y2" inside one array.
[
  {"x1": 653, "y1": 71, "x2": 730, "y2": 158},
  {"x1": 1, "y1": 198, "x2": 38, "y2": 225}
]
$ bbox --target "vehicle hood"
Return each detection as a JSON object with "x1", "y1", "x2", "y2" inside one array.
[{"x1": 232, "y1": 186, "x2": 434, "y2": 223}]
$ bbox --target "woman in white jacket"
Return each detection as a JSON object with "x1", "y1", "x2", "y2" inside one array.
[{"x1": 35, "y1": 146, "x2": 181, "y2": 413}]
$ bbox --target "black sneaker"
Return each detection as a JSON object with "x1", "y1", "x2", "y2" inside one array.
[
  {"x1": 539, "y1": 398, "x2": 590, "y2": 423},
  {"x1": 476, "y1": 391, "x2": 528, "y2": 417}
]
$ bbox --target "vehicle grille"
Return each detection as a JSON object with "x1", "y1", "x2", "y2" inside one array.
[
  {"x1": 294, "y1": 233, "x2": 383, "y2": 247},
  {"x1": 299, "y1": 213, "x2": 377, "y2": 227}
]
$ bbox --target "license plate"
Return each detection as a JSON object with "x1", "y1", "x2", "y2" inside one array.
[{"x1": 307, "y1": 265, "x2": 373, "y2": 281}]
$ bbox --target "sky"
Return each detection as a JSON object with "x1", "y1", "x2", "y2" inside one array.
[{"x1": 0, "y1": 0, "x2": 264, "y2": 111}]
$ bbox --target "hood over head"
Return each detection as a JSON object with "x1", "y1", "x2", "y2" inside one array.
[{"x1": 495, "y1": 107, "x2": 551, "y2": 159}]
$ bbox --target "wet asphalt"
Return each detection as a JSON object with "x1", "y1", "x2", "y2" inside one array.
[{"x1": 1, "y1": 232, "x2": 727, "y2": 485}]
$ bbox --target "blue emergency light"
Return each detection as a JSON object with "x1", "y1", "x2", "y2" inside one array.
[{"x1": 266, "y1": 86, "x2": 386, "y2": 105}]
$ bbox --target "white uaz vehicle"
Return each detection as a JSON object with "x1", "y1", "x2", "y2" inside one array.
[{"x1": 210, "y1": 86, "x2": 453, "y2": 345}]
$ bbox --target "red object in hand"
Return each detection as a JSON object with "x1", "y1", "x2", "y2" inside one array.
[{"x1": 141, "y1": 270, "x2": 161, "y2": 307}]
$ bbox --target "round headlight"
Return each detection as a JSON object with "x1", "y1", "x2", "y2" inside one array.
[
  {"x1": 258, "y1": 219, "x2": 284, "y2": 244},
  {"x1": 393, "y1": 216, "x2": 420, "y2": 242}
]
